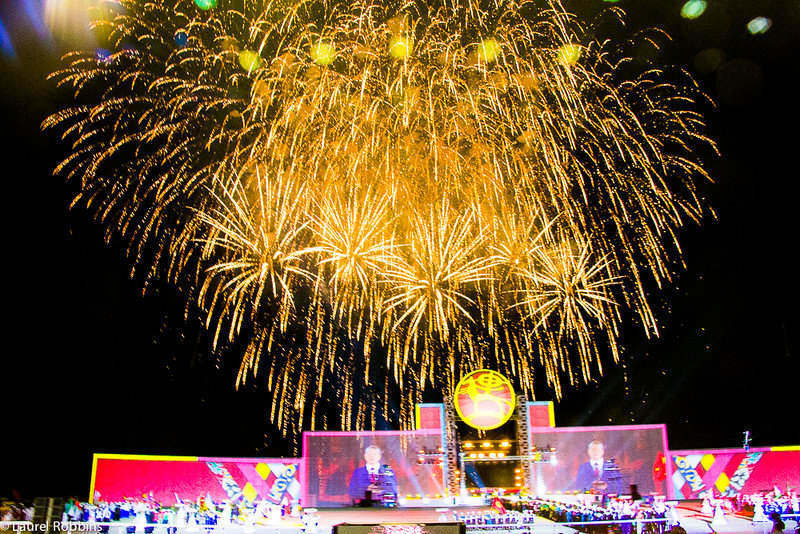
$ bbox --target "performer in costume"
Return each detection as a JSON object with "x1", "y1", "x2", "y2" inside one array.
[{"x1": 348, "y1": 445, "x2": 398, "y2": 506}]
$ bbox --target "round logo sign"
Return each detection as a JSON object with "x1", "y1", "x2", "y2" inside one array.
[{"x1": 453, "y1": 369, "x2": 516, "y2": 430}]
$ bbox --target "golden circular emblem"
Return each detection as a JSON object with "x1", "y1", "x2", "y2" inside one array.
[{"x1": 453, "y1": 369, "x2": 516, "y2": 430}]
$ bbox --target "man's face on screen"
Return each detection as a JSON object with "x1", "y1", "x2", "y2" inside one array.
[
  {"x1": 588, "y1": 442, "x2": 604, "y2": 461},
  {"x1": 364, "y1": 447, "x2": 382, "y2": 465}
]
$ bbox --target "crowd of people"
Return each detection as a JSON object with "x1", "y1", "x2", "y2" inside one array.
[
  {"x1": 5, "y1": 488, "x2": 799, "y2": 534},
  {"x1": 8, "y1": 496, "x2": 309, "y2": 532},
  {"x1": 741, "y1": 490, "x2": 800, "y2": 520},
  {"x1": 510, "y1": 497, "x2": 672, "y2": 534},
  {"x1": 695, "y1": 487, "x2": 799, "y2": 526},
  {"x1": 1, "y1": 502, "x2": 34, "y2": 522}
]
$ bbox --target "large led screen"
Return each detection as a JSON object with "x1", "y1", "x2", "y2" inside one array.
[
  {"x1": 90, "y1": 455, "x2": 303, "y2": 505},
  {"x1": 303, "y1": 430, "x2": 446, "y2": 507},
  {"x1": 528, "y1": 425, "x2": 670, "y2": 496},
  {"x1": 669, "y1": 447, "x2": 800, "y2": 499}
]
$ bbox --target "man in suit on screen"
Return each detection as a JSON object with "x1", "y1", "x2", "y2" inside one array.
[
  {"x1": 572, "y1": 439, "x2": 622, "y2": 493},
  {"x1": 348, "y1": 445, "x2": 398, "y2": 505}
]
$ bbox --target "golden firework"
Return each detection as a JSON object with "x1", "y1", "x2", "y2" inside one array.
[{"x1": 44, "y1": 0, "x2": 716, "y2": 437}]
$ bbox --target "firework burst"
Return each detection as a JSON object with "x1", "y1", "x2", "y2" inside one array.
[
  {"x1": 44, "y1": 0, "x2": 716, "y2": 436},
  {"x1": 197, "y1": 165, "x2": 312, "y2": 347}
]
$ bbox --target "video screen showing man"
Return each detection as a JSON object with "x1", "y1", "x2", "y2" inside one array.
[
  {"x1": 304, "y1": 430, "x2": 446, "y2": 506},
  {"x1": 348, "y1": 445, "x2": 398, "y2": 506},
  {"x1": 530, "y1": 425, "x2": 667, "y2": 496},
  {"x1": 572, "y1": 439, "x2": 623, "y2": 494}
]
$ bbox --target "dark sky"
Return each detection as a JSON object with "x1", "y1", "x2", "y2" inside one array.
[{"x1": 1, "y1": 0, "x2": 798, "y2": 499}]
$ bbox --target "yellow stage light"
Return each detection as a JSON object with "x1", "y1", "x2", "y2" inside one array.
[
  {"x1": 238, "y1": 50, "x2": 262, "y2": 72},
  {"x1": 557, "y1": 44, "x2": 581, "y2": 66},
  {"x1": 311, "y1": 42, "x2": 335, "y2": 65},
  {"x1": 477, "y1": 38, "x2": 500, "y2": 63},
  {"x1": 389, "y1": 36, "x2": 412, "y2": 59}
]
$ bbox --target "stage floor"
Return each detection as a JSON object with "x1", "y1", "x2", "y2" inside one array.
[
  {"x1": 2, "y1": 505, "x2": 795, "y2": 534},
  {"x1": 313, "y1": 506, "x2": 486, "y2": 531},
  {"x1": 297, "y1": 505, "x2": 496, "y2": 534},
  {"x1": 305, "y1": 505, "x2": 798, "y2": 534}
]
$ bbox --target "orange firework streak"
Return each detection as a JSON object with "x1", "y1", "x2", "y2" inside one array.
[{"x1": 453, "y1": 370, "x2": 516, "y2": 430}]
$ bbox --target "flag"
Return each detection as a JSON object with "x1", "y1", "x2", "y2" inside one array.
[{"x1": 491, "y1": 497, "x2": 506, "y2": 514}]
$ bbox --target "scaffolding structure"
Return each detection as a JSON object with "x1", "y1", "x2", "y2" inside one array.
[
  {"x1": 515, "y1": 394, "x2": 532, "y2": 491},
  {"x1": 443, "y1": 397, "x2": 460, "y2": 496},
  {"x1": 437, "y1": 394, "x2": 554, "y2": 497}
]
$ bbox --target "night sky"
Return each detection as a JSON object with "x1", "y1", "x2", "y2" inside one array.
[{"x1": 1, "y1": 0, "x2": 798, "y2": 499}]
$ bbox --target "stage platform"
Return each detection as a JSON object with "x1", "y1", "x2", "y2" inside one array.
[
  {"x1": 304, "y1": 506, "x2": 798, "y2": 534},
  {"x1": 312, "y1": 506, "x2": 486, "y2": 533},
  {"x1": 2, "y1": 506, "x2": 796, "y2": 534}
]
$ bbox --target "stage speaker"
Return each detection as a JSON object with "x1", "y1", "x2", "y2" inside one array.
[{"x1": 334, "y1": 523, "x2": 465, "y2": 534}]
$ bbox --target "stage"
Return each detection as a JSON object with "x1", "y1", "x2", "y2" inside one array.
[
  {"x1": 2, "y1": 505, "x2": 797, "y2": 534},
  {"x1": 312, "y1": 506, "x2": 484, "y2": 533},
  {"x1": 259, "y1": 506, "x2": 798, "y2": 534}
]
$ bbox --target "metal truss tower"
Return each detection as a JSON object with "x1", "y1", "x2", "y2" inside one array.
[
  {"x1": 515, "y1": 394, "x2": 532, "y2": 491},
  {"x1": 443, "y1": 397, "x2": 460, "y2": 497}
]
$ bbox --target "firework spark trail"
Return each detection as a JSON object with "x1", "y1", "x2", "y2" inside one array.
[{"x1": 44, "y1": 0, "x2": 716, "y2": 437}]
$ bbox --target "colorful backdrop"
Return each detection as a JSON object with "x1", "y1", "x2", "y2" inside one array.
[
  {"x1": 90, "y1": 454, "x2": 303, "y2": 505},
  {"x1": 669, "y1": 446, "x2": 800, "y2": 499}
]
